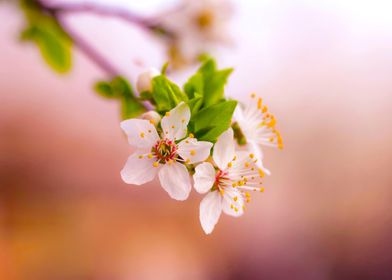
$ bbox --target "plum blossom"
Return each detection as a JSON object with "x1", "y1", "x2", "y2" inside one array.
[
  {"x1": 161, "y1": 0, "x2": 233, "y2": 68},
  {"x1": 234, "y1": 94, "x2": 283, "y2": 172},
  {"x1": 121, "y1": 102, "x2": 213, "y2": 201},
  {"x1": 193, "y1": 128, "x2": 266, "y2": 234}
]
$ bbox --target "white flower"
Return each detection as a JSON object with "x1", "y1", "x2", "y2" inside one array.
[
  {"x1": 234, "y1": 94, "x2": 283, "y2": 172},
  {"x1": 193, "y1": 128, "x2": 266, "y2": 234},
  {"x1": 140, "y1": 111, "x2": 161, "y2": 126},
  {"x1": 136, "y1": 68, "x2": 160, "y2": 93},
  {"x1": 161, "y1": 0, "x2": 233, "y2": 68},
  {"x1": 121, "y1": 102, "x2": 213, "y2": 201}
]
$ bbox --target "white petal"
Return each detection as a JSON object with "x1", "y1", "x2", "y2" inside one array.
[
  {"x1": 199, "y1": 191, "x2": 222, "y2": 234},
  {"x1": 161, "y1": 102, "x2": 191, "y2": 141},
  {"x1": 233, "y1": 103, "x2": 245, "y2": 123},
  {"x1": 121, "y1": 151, "x2": 158, "y2": 185},
  {"x1": 213, "y1": 128, "x2": 235, "y2": 170},
  {"x1": 247, "y1": 141, "x2": 271, "y2": 175},
  {"x1": 177, "y1": 138, "x2": 213, "y2": 164},
  {"x1": 120, "y1": 119, "x2": 160, "y2": 148},
  {"x1": 222, "y1": 188, "x2": 244, "y2": 217},
  {"x1": 158, "y1": 162, "x2": 191, "y2": 201},
  {"x1": 193, "y1": 162, "x2": 216, "y2": 194}
]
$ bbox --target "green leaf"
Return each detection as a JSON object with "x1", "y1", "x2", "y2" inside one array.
[
  {"x1": 190, "y1": 100, "x2": 237, "y2": 142},
  {"x1": 152, "y1": 75, "x2": 188, "y2": 113},
  {"x1": 94, "y1": 77, "x2": 146, "y2": 119},
  {"x1": 21, "y1": 22, "x2": 72, "y2": 73},
  {"x1": 184, "y1": 58, "x2": 233, "y2": 108},
  {"x1": 20, "y1": 1, "x2": 73, "y2": 73},
  {"x1": 187, "y1": 94, "x2": 203, "y2": 116}
]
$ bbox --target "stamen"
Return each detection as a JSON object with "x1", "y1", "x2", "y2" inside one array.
[
  {"x1": 190, "y1": 150, "x2": 196, "y2": 156},
  {"x1": 165, "y1": 112, "x2": 170, "y2": 117},
  {"x1": 140, "y1": 132, "x2": 145, "y2": 138},
  {"x1": 152, "y1": 162, "x2": 159, "y2": 167}
]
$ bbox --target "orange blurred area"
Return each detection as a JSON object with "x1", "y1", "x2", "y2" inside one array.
[{"x1": 1, "y1": 1, "x2": 392, "y2": 279}]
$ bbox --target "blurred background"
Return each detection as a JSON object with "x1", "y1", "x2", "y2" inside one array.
[{"x1": 1, "y1": 0, "x2": 392, "y2": 279}]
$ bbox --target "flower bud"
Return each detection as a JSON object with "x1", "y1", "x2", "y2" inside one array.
[
  {"x1": 136, "y1": 68, "x2": 160, "y2": 93},
  {"x1": 140, "y1": 111, "x2": 161, "y2": 126}
]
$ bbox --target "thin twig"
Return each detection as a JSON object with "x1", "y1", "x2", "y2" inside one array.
[{"x1": 55, "y1": 14, "x2": 121, "y2": 77}]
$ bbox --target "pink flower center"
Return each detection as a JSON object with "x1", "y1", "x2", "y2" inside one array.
[
  {"x1": 152, "y1": 138, "x2": 178, "y2": 163},
  {"x1": 214, "y1": 169, "x2": 228, "y2": 189}
]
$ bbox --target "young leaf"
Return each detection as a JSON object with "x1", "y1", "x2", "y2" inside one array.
[
  {"x1": 183, "y1": 58, "x2": 233, "y2": 108},
  {"x1": 190, "y1": 100, "x2": 237, "y2": 142},
  {"x1": 94, "y1": 77, "x2": 146, "y2": 119},
  {"x1": 152, "y1": 75, "x2": 188, "y2": 113},
  {"x1": 20, "y1": 1, "x2": 73, "y2": 73}
]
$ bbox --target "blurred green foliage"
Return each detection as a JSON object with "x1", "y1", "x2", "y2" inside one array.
[
  {"x1": 20, "y1": 0, "x2": 73, "y2": 73},
  {"x1": 95, "y1": 77, "x2": 146, "y2": 119}
]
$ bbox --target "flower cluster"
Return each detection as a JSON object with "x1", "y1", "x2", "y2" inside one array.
[
  {"x1": 158, "y1": 0, "x2": 233, "y2": 69},
  {"x1": 120, "y1": 59, "x2": 283, "y2": 234}
]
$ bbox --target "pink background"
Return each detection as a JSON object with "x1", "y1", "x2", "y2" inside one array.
[{"x1": 1, "y1": 0, "x2": 392, "y2": 279}]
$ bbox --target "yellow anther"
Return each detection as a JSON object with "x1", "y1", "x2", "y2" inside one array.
[
  {"x1": 171, "y1": 125, "x2": 175, "y2": 129},
  {"x1": 249, "y1": 153, "x2": 254, "y2": 159},
  {"x1": 148, "y1": 130, "x2": 152, "y2": 133},
  {"x1": 245, "y1": 162, "x2": 250, "y2": 168},
  {"x1": 230, "y1": 204, "x2": 234, "y2": 209},
  {"x1": 138, "y1": 155, "x2": 144, "y2": 159},
  {"x1": 147, "y1": 154, "x2": 153, "y2": 159},
  {"x1": 245, "y1": 192, "x2": 251, "y2": 198},
  {"x1": 267, "y1": 117, "x2": 276, "y2": 128},
  {"x1": 189, "y1": 133, "x2": 194, "y2": 138},
  {"x1": 232, "y1": 183, "x2": 237, "y2": 188},
  {"x1": 181, "y1": 118, "x2": 186, "y2": 123},
  {"x1": 153, "y1": 162, "x2": 159, "y2": 167},
  {"x1": 251, "y1": 93, "x2": 256, "y2": 98},
  {"x1": 165, "y1": 130, "x2": 169, "y2": 134},
  {"x1": 251, "y1": 167, "x2": 255, "y2": 171},
  {"x1": 185, "y1": 159, "x2": 190, "y2": 164},
  {"x1": 238, "y1": 180, "x2": 244, "y2": 186},
  {"x1": 260, "y1": 187, "x2": 265, "y2": 192},
  {"x1": 246, "y1": 198, "x2": 251, "y2": 203},
  {"x1": 242, "y1": 205, "x2": 246, "y2": 211},
  {"x1": 167, "y1": 159, "x2": 173, "y2": 165},
  {"x1": 165, "y1": 112, "x2": 170, "y2": 117},
  {"x1": 243, "y1": 177, "x2": 248, "y2": 183},
  {"x1": 190, "y1": 150, "x2": 196, "y2": 156},
  {"x1": 234, "y1": 196, "x2": 238, "y2": 202},
  {"x1": 251, "y1": 176, "x2": 255, "y2": 180},
  {"x1": 140, "y1": 132, "x2": 145, "y2": 138},
  {"x1": 269, "y1": 137, "x2": 274, "y2": 143},
  {"x1": 185, "y1": 140, "x2": 189, "y2": 144},
  {"x1": 234, "y1": 207, "x2": 238, "y2": 212},
  {"x1": 227, "y1": 162, "x2": 233, "y2": 168},
  {"x1": 220, "y1": 189, "x2": 225, "y2": 196},
  {"x1": 258, "y1": 168, "x2": 265, "y2": 178},
  {"x1": 149, "y1": 119, "x2": 155, "y2": 125},
  {"x1": 257, "y1": 98, "x2": 262, "y2": 109},
  {"x1": 233, "y1": 155, "x2": 237, "y2": 161},
  {"x1": 253, "y1": 188, "x2": 257, "y2": 191},
  {"x1": 262, "y1": 106, "x2": 268, "y2": 113}
]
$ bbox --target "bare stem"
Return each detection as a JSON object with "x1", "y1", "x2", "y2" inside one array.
[
  {"x1": 35, "y1": 0, "x2": 169, "y2": 77},
  {"x1": 55, "y1": 14, "x2": 120, "y2": 77}
]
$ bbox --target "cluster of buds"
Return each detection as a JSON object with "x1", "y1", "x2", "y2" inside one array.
[{"x1": 121, "y1": 64, "x2": 283, "y2": 234}]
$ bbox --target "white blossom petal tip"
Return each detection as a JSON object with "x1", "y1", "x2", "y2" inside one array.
[
  {"x1": 200, "y1": 191, "x2": 222, "y2": 234},
  {"x1": 161, "y1": 102, "x2": 191, "y2": 141},
  {"x1": 158, "y1": 161, "x2": 192, "y2": 201}
]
